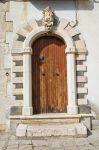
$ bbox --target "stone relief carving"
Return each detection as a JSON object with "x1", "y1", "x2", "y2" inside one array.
[{"x1": 42, "y1": 6, "x2": 54, "y2": 33}]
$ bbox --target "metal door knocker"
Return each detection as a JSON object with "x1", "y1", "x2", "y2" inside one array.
[{"x1": 39, "y1": 55, "x2": 45, "y2": 64}]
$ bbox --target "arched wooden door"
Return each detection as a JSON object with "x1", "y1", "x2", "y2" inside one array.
[{"x1": 32, "y1": 36, "x2": 67, "y2": 114}]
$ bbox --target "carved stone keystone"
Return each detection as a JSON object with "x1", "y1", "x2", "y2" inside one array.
[{"x1": 42, "y1": 6, "x2": 54, "y2": 33}]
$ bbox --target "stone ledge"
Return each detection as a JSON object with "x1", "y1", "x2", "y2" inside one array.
[{"x1": 9, "y1": 113, "x2": 93, "y2": 119}]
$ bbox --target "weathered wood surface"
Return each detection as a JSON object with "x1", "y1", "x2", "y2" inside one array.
[{"x1": 32, "y1": 36, "x2": 67, "y2": 114}]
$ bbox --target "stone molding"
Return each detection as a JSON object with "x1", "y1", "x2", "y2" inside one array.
[
  {"x1": 22, "y1": 47, "x2": 32, "y2": 55},
  {"x1": 66, "y1": 47, "x2": 76, "y2": 54}
]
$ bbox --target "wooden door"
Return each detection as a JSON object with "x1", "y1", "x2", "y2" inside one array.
[{"x1": 32, "y1": 36, "x2": 67, "y2": 114}]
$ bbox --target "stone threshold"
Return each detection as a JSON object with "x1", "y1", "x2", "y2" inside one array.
[{"x1": 9, "y1": 113, "x2": 93, "y2": 120}]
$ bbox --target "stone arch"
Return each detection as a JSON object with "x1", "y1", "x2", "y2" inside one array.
[
  {"x1": 23, "y1": 26, "x2": 74, "y2": 50},
  {"x1": 12, "y1": 18, "x2": 87, "y2": 54}
]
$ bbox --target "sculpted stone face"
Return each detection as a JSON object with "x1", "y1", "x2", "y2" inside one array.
[{"x1": 42, "y1": 6, "x2": 54, "y2": 33}]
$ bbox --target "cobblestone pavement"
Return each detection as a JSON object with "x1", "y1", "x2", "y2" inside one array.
[{"x1": 0, "y1": 128, "x2": 99, "y2": 150}]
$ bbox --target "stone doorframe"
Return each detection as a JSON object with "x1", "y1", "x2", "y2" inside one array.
[
  {"x1": 11, "y1": 18, "x2": 87, "y2": 116},
  {"x1": 23, "y1": 26, "x2": 77, "y2": 115}
]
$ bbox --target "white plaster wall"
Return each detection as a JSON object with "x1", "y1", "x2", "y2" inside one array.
[
  {"x1": 8, "y1": 0, "x2": 76, "y2": 48},
  {"x1": 28, "y1": 0, "x2": 76, "y2": 21},
  {"x1": 77, "y1": 0, "x2": 99, "y2": 118}
]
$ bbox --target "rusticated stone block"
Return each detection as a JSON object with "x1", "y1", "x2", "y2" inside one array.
[
  {"x1": 10, "y1": 106, "x2": 22, "y2": 116},
  {"x1": 78, "y1": 105, "x2": 91, "y2": 114},
  {"x1": 28, "y1": 19, "x2": 38, "y2": 29},
  {"x1": 68, "y1": 27, "x2": 80, "y2": 37},
  {"x1": 58, "y1": 18, "x2": 69, "y2": 29}
]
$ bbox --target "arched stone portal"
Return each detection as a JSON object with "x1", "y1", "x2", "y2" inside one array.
[
  {"x1": 22, "y1": 27, "x2": 78, "y2": 116},
  {"x1": 11, "y1": 18, "x2": 87, "y2": 116}
]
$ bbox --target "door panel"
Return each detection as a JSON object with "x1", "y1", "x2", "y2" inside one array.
[{"x1": 32, "y1": 36, "x2": 67, "y2": 114}]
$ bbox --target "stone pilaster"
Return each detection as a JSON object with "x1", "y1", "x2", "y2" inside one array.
[
  {"x1": 66, "y1": 47, "x2": 78, "y2": 114},
  {"x1": 22, "y1": 47, "x2": 33, "y2": 116}
]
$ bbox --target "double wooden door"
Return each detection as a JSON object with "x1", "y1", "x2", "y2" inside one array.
[{"x1": 32, "y1": 36, "x2": 67, "y2": 114}]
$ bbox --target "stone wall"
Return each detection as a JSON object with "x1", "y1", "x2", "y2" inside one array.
[
  {"x1": 0, "y1": 0, "x2": 99, "y2": 129},
  {"x1": 0, "y1": 0, "x2": 23, "y2": 130}
]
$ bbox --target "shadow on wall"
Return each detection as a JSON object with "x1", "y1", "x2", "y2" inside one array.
[
  {"x1": 90, "y1": 101, "x2": 99, "y2": 119},
  {"x1": 29, "y1": 0, "x2": 97, "y2": 11},
  {"x1": 1, "y1": 0, "x2": 99, "y2": 10}
]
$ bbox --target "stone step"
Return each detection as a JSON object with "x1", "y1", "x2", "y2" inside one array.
[
  {"x1": 14, "y1": 118, "x2": 79, "y2": 125},
  {"x1": 10, "y1": 114, "x2": 80, "y2": 126},
  {"x1": 16, "y1": 123, "x2": 87, "y2": 138}
]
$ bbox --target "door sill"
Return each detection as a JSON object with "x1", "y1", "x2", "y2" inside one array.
[{"x1": 9, "y1": 113, "x2": 93, "y2": 119}]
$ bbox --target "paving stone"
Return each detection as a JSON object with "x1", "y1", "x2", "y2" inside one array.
[
  {"x1": 21, "y1": 139, "x2": 32, "y2": 145},
  {"x1": 78, "y1": 145, "x2": 96, "y2": 150},
  {"x1": 6, "y1": 145, "x2": 18, "y2": 150},
  {"x1": 64, "y1": 146, "x2": 79, "y2": 150},
  {"x1": 49, "y1": 140, "x2": 63, "y2": 148},
  {"x1": 75, "y1": 138, "x2": 89, "y2": 146},
  {"x1": 19, "y1": 145, "x2": 33, "y2": 150},
  {"x1": 62, "y1": 140, "x2": 76, "y2": 146},
  {"x1": 75, "y1": 123, "x2": 87, "y2": 136},
  {"x1": 0, "y1": 141, "x2": 6, "y2": 148},
  {"x1": 95, "y1": 146, "x2": 99, "y2": 150},
  {"x1": 9, "y1": 135, "x2": 16, "y2": 140},
  {"x1": 58, "y1": 137, "x2": 74, "y2": 142},
  {"x1": 32, "y1": 140, "x2": 48, "y2": 146},
  {"x1": 88, "y1": 139, "x2": 99, "y2": 146},
  {"x1": 8, "y1": 140, "x2": 19, "y2": 145},
  {"x1": 33, "y1": 146, "x2": 49, "y2": 150},
  {"x1": 51, "y1": 147, "x2": 64, "y2": 150}
]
